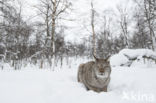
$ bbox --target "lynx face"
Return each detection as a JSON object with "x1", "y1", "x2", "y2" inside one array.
[{"x1": 94, "y1": 59, "x2": 111, "y2": 79}]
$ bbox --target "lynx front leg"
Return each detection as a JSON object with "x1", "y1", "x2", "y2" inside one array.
[
  {"x1": 78, "y1": 76, "x2": 80, "y2": 82},
  {"x1": 77, "y1": 64, "x2": 85, "y2": 82},
  {"x1": 103, "y1": 86, "x2": 107, "y2": 92},
  {"x1": 85, "y1": 86, "x2": 90, "y2": 91}
]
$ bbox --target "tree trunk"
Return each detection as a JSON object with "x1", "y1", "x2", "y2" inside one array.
[
  {"x1": 51, "y1": 0, "x2": 56, "y2": 57},
  {"x1": 144, "y1": 0, "x2": 156, "y2": 51},
  {"x1": 91, "y1": 2, "x2": 96, "y2": 56}
]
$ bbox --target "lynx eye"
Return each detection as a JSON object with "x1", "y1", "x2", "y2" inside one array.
[{"x1": 104, "y1": 66, "x2": 110, "y2": 70}]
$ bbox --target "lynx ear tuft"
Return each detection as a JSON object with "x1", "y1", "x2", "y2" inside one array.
[{"x1": 93, "y1": 53, "x2": 99, "y2": 61}]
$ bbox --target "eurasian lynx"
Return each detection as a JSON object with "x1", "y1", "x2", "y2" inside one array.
[{"x1": 77, "y1": 55, "x2": 111, "y2": 92}]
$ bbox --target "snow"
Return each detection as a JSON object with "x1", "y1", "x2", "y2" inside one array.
[
  {"x1": 0, "y1": 64, "x2": 156, "y2": 102},
  {"x1": 119, "y1": 49, "x2": 156, "y2": 59},
  {"x1": 0, "y1": 49, "x2": 156, "y2": 103},
  {"x1": 0, "y1": 66, "x2": 156, "y2": 103},
  {"x1": 110, "y1": 53, "x2": 129, "y2": 67},
  {"x1": 110, "y1": 49, "x2": 156, "y2": 67}
]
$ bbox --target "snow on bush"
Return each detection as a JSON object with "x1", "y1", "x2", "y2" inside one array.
[
  {"x1": 110, "y1": 53, "x2": 129, "y2": 67},
  {"x1": 119, "y1": 49, "x2": 156, "y2": 59},
  {"x1": 110, "y1": 49, "x2": 156, "y2": 67}
]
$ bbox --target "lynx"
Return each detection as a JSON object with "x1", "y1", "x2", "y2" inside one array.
[{"x1": 77, "y1": 55, "x2": 111, "y2": 92}]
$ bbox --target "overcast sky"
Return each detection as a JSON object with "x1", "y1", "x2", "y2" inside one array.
[
  {"x1": 22, "y1": 0, "x2": 122, "y2": 18},
  {"x1": 20, "y1": 0, "x2": 133, "y2": 43}
]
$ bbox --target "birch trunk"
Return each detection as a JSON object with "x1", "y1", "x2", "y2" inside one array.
[{"x1": 91, "y1": 2, "x2": 96, "y2": 56}]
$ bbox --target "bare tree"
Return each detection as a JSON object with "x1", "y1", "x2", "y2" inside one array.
[
  {"x1": 91, "y1": 1, "x2": 96, "y2": 56},
  {"x1": 50, "y1": 0, "x2": 71, "y2": 57},
  {"x1": 0, "y1": 0, "x2": 33, "y2": 69},
  {"x1": 134, "y1": 0, "x2": 156, "y2": 51},
  {"x1": 117, "y1": 4, "x2": 130, "y2": 48},
  {"x1": 143, "y1": 0, "x2": 156, "y2": 51},
  {"x1": 34, "y1": 0, "x2": 71, "y2": 69},
  {"x1": 96, "y1": 10, "x2": 115, "y2": 57},
  {"x1": 37, "y1": 0, "x2": 71, "y2": 56}
]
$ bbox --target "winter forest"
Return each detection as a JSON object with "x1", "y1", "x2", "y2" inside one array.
[
  {"x1": 0, "y1": 0, "x2": 156, "y2": 103},
  {"x1": 0, "y1": 0, "x2": 156, "y2": 69}
]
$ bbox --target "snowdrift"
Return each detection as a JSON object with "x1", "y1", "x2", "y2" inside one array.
[
  {"x1": 0, "y1": 67, "x2": 156, "y2": 103},
  {"x1": 110, "y1": 49, "x2": 156, "y2": 67}
]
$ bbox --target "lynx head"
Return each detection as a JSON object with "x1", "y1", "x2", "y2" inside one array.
[{"x1": 93, "y1": 54, "x2": 111, "y2": 78}]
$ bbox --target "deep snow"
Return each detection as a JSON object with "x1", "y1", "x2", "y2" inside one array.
[
  {"x1": 0, "y1": 66, "x2": 156, "y2": 103},
  {"x1": 0, "y1": 49, "x2": 156, "y2": 103}
]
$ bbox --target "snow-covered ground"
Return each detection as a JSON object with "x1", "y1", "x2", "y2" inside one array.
[
  {"x1": 0, "y1": 49, "x2": 156, "y2": 103},
  {"x1": 0, "y1": 66, "x2": 156, "y2": 103}
]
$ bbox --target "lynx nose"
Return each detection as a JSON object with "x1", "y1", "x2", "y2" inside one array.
[{"x1": 99, "y1": 68, "x2": 105, "y2": 73}]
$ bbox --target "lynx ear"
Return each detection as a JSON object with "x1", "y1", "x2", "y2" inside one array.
[
  {"x1": 105, "y1": 55, "x2": 111, "y2": 62},
  {"x1": 93, "y1": 53, "x2": 99, "y2": 61}
]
